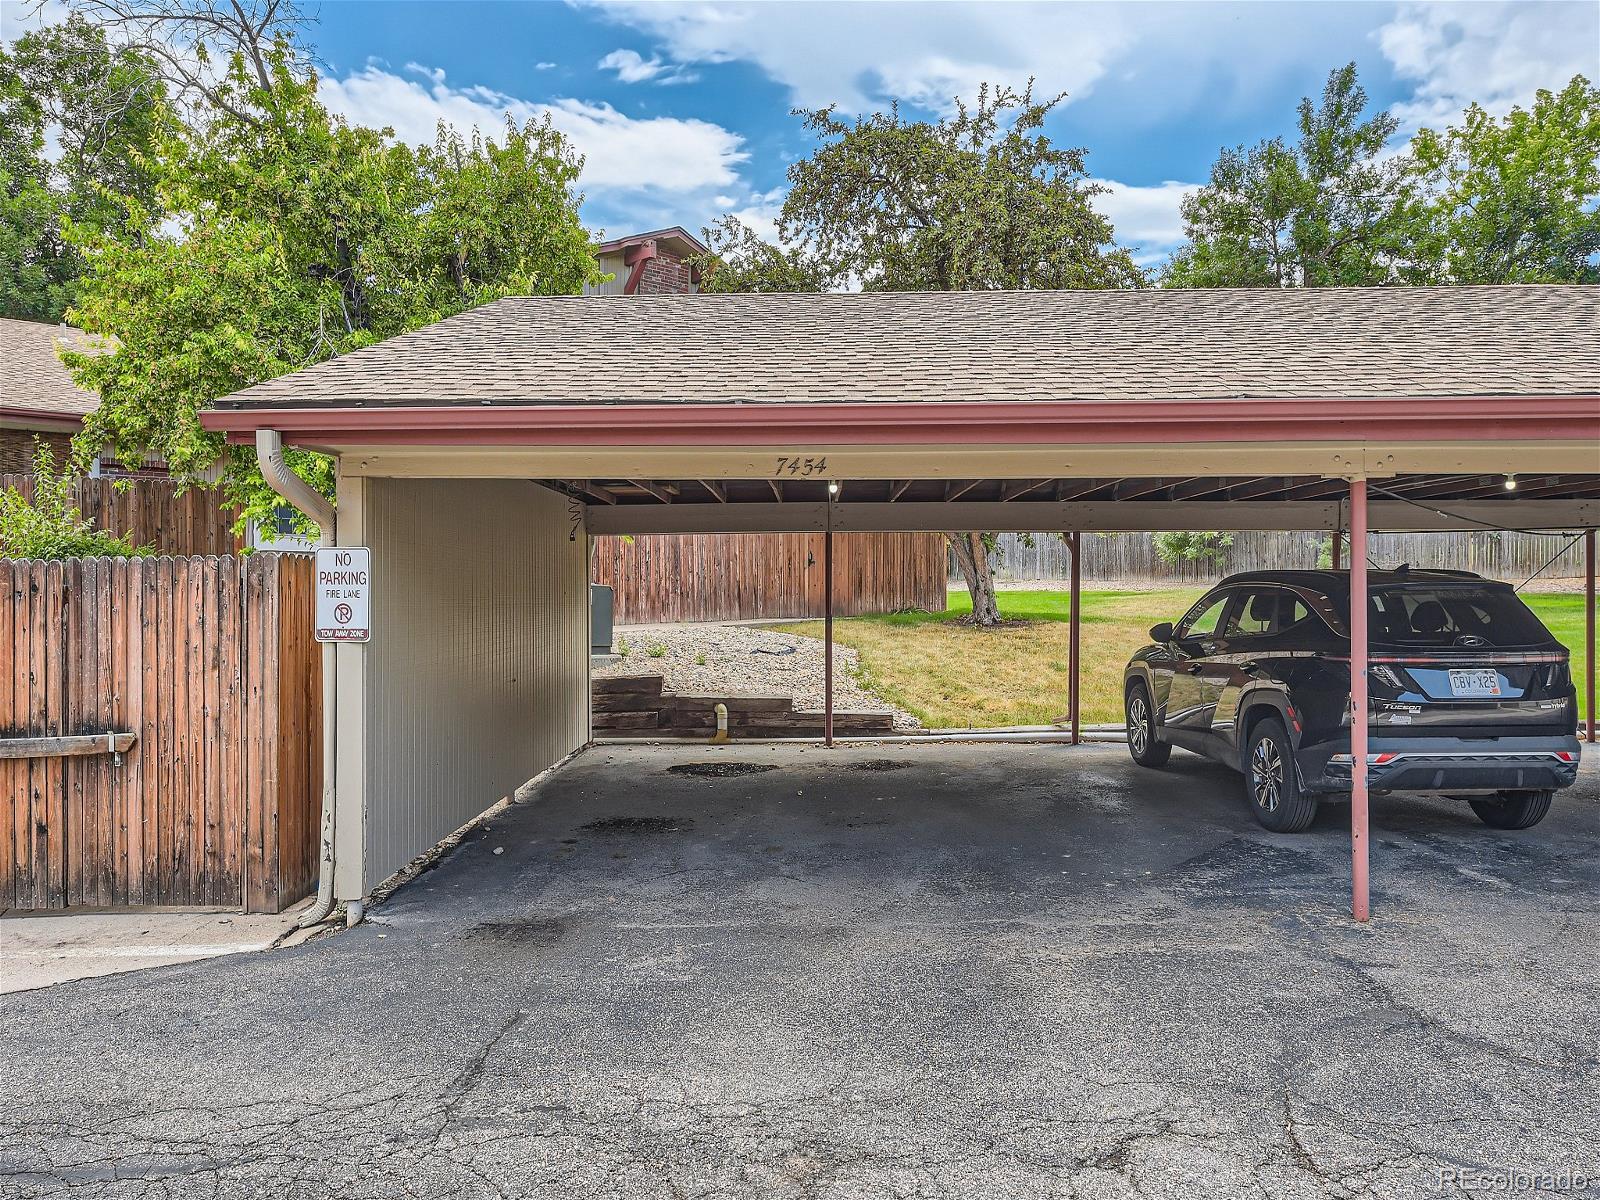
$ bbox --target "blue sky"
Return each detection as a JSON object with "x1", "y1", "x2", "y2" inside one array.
[{"x1": 7, "y1": 1, "x2": 1598, "y2": 265}]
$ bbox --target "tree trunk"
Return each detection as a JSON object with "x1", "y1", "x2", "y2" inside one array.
[{"x1": 946, "y1": 531, "x2": 1001, "y2": 626}]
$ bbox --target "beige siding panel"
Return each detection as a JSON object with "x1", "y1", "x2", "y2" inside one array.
[
  {"x1": 358, "y1": 479, "x2": 589, "y2": 893},
  {"x1": 581, "y1": 251, "x2": 628, "y2": 296}
]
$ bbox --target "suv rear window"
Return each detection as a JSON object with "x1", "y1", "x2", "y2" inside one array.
[{"x1": 1367, "y1": 585, "x2": 1551, "y2": 647}]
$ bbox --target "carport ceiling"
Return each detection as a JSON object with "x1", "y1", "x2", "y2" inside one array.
[{"x1": 552, "y1": 474, "x2": 1600, "y2": 508}]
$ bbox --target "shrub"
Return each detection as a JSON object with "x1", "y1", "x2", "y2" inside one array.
[{"x1": 0, "y1": 444, "x2": 152, "y2": 559}]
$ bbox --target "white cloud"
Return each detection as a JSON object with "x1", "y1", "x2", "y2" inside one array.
[
  {"x1": 598, "y1": 47, "x2": 698, "y2": 85},
  {"x1": 586, "y1": 0, "x2": 1133, "y2": 113},
  {"x1": 546, "y1": 97, "x2": 740, "y2": 189},
  {"x1": 583, "y1": 1, "x2": 1399, "y2": 119},
  {"x1": 1089, "y1": 178, "x2": 1194, "y2": 259},
  {"x1": 535, "y1": 62, "x2": 557, "y2": 71},
  {"x1": 725, "y1": 186, "x2": 787, "y2": 244},
  {"x1": 1377, "y1": 2, "x2": 1600, "y2": 136},
  {"x1": 318, "y1": 63, "x2": 746, "y2": 193}
]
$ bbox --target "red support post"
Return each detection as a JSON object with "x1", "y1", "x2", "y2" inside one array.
[
  {"x1": 824, "y1": 517, "x2": 834, "y2": 748},
  {"x1": 1349, "y1": 479, "x2": 1370, "y2": 924},
  {"x1": 1586, "y1": 529, "x2": 1596, "y2": 744},
  {"x1": 1068, "y1": 531, "x2": 1081, "y2": 745}
]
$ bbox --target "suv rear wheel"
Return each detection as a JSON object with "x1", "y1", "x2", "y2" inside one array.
[
  {"x1": 1468, "y1": 790, "x2": 1553, "y2": 830},
  {"x1": 1125, "y1": 682, "x2": 1171, "y2": 768},
  {"x1": 1245, "y1": 717, "x2": 1318, "y2": 833}
]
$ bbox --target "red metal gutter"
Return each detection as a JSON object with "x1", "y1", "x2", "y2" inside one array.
[
  {"x1": 0, "y1": 406, "x2": 89, "y2": 433},
  {"x1": 199, "y1": 396, "x2": 1599, "y2": 448}
]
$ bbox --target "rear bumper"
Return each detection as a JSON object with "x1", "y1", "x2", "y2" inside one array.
[{"x1": 1298, "y1": 735, "x2": 1582, "y2": 795}]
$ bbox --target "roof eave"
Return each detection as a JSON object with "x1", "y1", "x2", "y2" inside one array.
[
  {"x1": 198, "y1": 395, "x2": 1600, "y2": 450},
  {"x1": 0, "y1": 406, "x2": 89, "y2": 433}
]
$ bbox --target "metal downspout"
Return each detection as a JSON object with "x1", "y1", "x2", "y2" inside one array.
[{"x1": 254, "y1": 429, "x2": 342, "y2": 928}]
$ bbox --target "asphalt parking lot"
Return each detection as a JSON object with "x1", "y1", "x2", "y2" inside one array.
[{"x1": 3, "y1": 742, "x2": 1597, "y2": 1199}]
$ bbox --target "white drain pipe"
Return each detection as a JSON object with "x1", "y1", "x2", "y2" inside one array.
[{"x1": 255, "y1": 429, "x2": 343, "y2": 928}]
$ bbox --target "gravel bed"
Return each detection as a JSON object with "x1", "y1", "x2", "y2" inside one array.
[{"x1": 595, "y1": 622, "x2": 920, "y2": 731}]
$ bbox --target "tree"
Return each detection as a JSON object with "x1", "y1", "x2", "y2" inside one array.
[
  {"x1": 0, "y1": 15, "x2": 164, "y2": 320},
  {"x1": 700, "y1": 84, "x2": 1142, "y2": 625},
  {"x1": 0, "y1": 62, "x2": 67, "y2": 320},
  {"x1": 1166, "y1": 65, "x2": 1600, "y2": 288},
  {"x1": 693, "y1": 215, "x2": 838, "y2": 294},
  {"x1": 62, "y1": 43, "x2": 600, "y2": 532},
  {"x1": 781, "y1": 83, "x2": 1143, "y2": 292},
  {"x1": 947, "y1": 533, "x2": 1005, "y2": 626},
  {"x1": 1408, "y1": 76, "x2": 1600, "y2": 283},
  {"x1": 0, "y1": 443, "x2": 152, "y2": 558},
  {"x1": 1164, "y1": 64, "x2": 1418, "y2": 287},
  {"x1": 1152, "y1": 531, "x2": 1233, "y2": 567},
  {"x1": 48, "y1": 0, "x2": 312, "y2": 126}
]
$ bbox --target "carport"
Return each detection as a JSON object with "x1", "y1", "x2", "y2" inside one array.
[{"x1": 201, "y1": 285, "x2": 1600, "y2": 925}]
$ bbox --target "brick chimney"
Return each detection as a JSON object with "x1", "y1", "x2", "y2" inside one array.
[{"x1": 587, "y1": 227, "x2": 708, "y2": 296}]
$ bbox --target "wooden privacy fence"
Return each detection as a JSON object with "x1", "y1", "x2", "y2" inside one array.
[
  {"x1": 0, "y1": 473, "x2": 243, "y2": 557},
  {"x1": 1, "y1": 554, "x2": 319, "y2": 913},
  {"x1": 981, "y1": 530, "x2": 1591, "y2": 586},
  {"x1": 593, "y1": 532, "x2": 948, "y2": 623}
]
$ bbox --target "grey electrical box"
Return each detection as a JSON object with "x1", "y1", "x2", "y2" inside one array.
[{"x1": 590, "y1": 584, "x2": 614, "y2": 655}]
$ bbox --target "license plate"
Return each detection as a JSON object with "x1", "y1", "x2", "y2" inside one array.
[{"x1": 1448, "y1": 668, "x2": 1502, "y2": 697}]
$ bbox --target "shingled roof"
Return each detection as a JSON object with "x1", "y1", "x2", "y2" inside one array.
[
  {"x1": 213, "y1": 285, "x2": 1600, "y2": 410},
  {"x1": 0, "y1": 318, "x2": 106, "y2": 420}
]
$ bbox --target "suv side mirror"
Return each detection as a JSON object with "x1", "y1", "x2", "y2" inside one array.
[{"x1": 1149, "y1": 621, "x2": 1174, "y2": 643}]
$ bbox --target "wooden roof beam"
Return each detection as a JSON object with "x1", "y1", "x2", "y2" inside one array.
[
  {"x1": 1112, "y1": 478, "x2": 1178, "y2": 501},
  {"x1": 1381, "y1": 474, "x2": 1482, "y2": 495},
  {"x1": 1164, "y1": 477, "x2": 1227, "y2": 501},
  {"x1": 699, "y1": 479, "x2": 727, "y2": 502},
  {"x1": 1169, "y1": 476, "x2": 1287, "y2": 501},
  {"x1": 1054, "y1": 479, "x2": 1111, "y2": 501},
  {"x1": 998, "y1": 479, "x2": 1044, "y2": 502},
  {"x1": 1275, "y1": 478, "x2": 1352, "y2": 501},
  {"x1": 564, "y1": 479, "x2": 618, "y2": 504},
  {"x1": 1218, "y1": 477, "x2": 1308, "y2": 501},
  {"x1": 945, "y1": 479, "x2": 986, "y2": 502},
  {"x1": 630, "y1": 479, "x2": 676, "y2": 504}
]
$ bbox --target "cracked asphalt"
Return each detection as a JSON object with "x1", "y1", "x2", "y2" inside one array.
[{"x1": 3, "y1": 743, "x2": 1597, "y2": 1199}]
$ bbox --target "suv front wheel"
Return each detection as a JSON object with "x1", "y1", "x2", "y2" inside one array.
[
  {"x1": 1125, "y1": 682, "x2": 1171, "y2": 768},
  {"x1": 1245, "y1": 717, "x2": 1318, "y2": 833}
]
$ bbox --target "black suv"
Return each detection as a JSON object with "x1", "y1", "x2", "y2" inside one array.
[{"x1": 1123, "y1": 569, "x2": 1580, "y2": 833}]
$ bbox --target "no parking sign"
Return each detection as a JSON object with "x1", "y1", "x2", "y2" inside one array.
[{"x1": 315, "y1": 547, "x2": 371, "y2": 642}]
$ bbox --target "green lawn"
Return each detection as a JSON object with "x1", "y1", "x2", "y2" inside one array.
[{"x1": 775, "y1": 588, "x2": 1593, "y2": 730}]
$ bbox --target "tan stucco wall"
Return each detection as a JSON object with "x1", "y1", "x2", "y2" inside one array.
[{"x1": 334, "y1": 476, "x2": 590, "y2": 896}]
